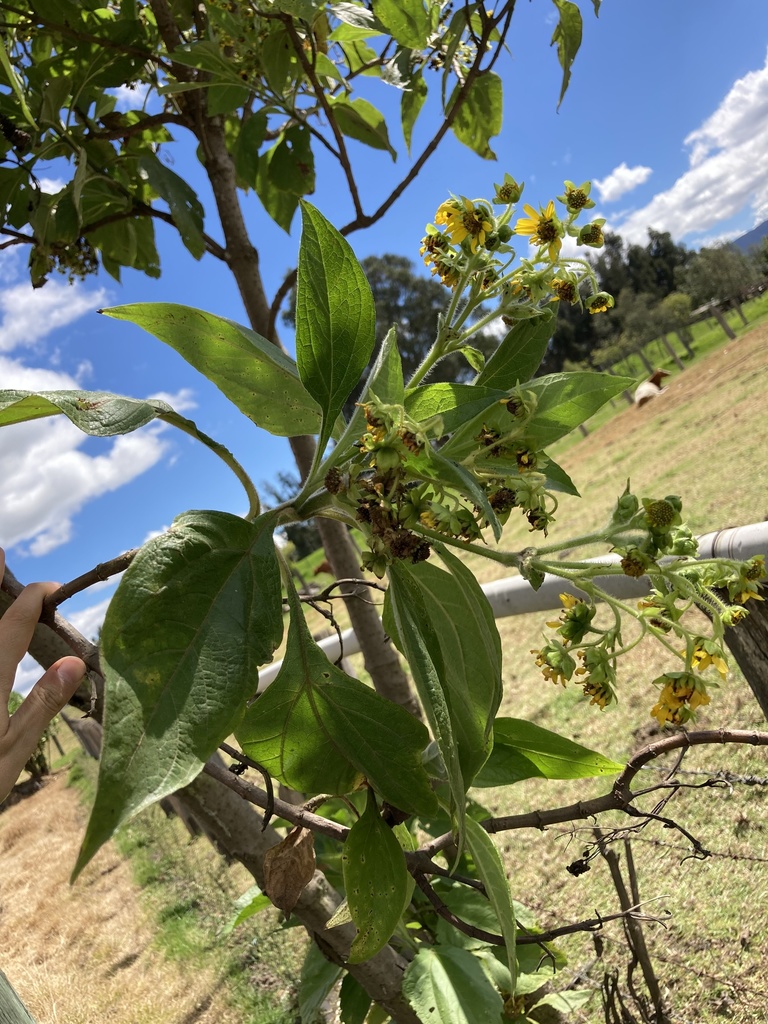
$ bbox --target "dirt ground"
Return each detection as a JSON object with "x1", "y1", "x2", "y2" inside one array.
[{"x1": 0, "y1": 774, "x2": 242, "y2": 1024}]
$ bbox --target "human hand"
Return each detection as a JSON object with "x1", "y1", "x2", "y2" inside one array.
[{"x1": 1, "y1": 548, "x2": 85, "y2": 802}]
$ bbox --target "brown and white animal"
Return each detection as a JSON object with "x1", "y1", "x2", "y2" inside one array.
[{"x1": 634, "y1": 368, "x2": 670, "y2": 408}]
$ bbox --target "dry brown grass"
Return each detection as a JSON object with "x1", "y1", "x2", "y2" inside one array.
[{"x1": 0, "y1": 774, "x2": 245, "y2": 1024}]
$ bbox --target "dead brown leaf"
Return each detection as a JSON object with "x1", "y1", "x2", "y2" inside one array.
[{"x1": 263, "y1": 826, "x2": 316, "y2": 916}]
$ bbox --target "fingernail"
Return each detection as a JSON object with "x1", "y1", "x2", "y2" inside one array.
[{"x1": 57, "y1": 662, "x2": 85, "y2": 687}]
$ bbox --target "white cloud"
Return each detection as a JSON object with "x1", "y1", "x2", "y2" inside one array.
[
  {"x1": 594, "y1": 163, "x2": 653, "y2": 203},
  {"x1": 108, "y1": 82, "x2": 153, "y2": 112},
  {"x1": 38, "y1": 177, "x2": 66, "y2": 194},
  {"x1": 614, "y1": 51, "x2": 768, "y2": 245},
  {"x1": 0, "y1": 279, "x2": 109, "y2": 352}
]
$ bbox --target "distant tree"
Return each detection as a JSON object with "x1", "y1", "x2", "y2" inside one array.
[
  {"x1": 658, "y1": 292, "x2": 694, "y2": 357},
  {"x1": 749, "y1": 236, "x2": 768, "y2": 279},
  {"x1": 683, "y1": 244, "x2": 758, "y2": 322},
  {"x1": 592, "y1": 231, "x2": 630, "y2": 296},
  {"x1": 645, "y1": 229, "x2": 691, "y2": 296}
]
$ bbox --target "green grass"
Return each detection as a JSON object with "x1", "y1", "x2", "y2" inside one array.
[{"x1": 66, "y1": 751, "x2": 303, "y2": 1023}]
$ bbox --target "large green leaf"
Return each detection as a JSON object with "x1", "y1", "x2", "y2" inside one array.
[
  {"x1": 73, "y1": 510, "x2": 284, "y2": 879},
  {"x1": 473, "y1": 717, "x2": 624, "y2": 788},
  {"x1": 372, "y1": 0, "x2": 429, "y2": 49},
  {"x1": 403, "y1": 946, "x2": 504, "y2": 1023},
  {"x1": 255, "y1": 142, "x2": 300, "y2": 232},
  {"x1": 474, "y1": 310, "x2": 556, "y2": 390},
  {"x1": 295, "y1": 202, "x2": 376, "y2": 455},
  {"x1": 385, "y1": 550, "x2": 502, "y2": 824},
  {"x1": 550, "y1": 0, "x2": 583, "y2": 109},
  {"x1": 343, "y1": 790, "x2": 409, "y2": 963},
  {"x1": 101, "y1": 304, "x2": 322, "y2": 436},
  {"x1": 236, "y1": 579, "x2": 437, "y2": 817},
  {"x1": 339, "y1": 974, "x2": 371, "y2": 1024},
  {"x1": 449, "y1": 72, "x2": 502, "y2": 160}
]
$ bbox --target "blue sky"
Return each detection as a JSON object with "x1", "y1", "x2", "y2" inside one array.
[{"x1": 2, "y1": 0, "x2": 768, "y2": 687}]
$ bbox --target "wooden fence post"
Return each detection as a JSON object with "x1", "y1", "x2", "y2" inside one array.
[{"x1": 719, "y1": 584, "x2": 768, "y2": 720}]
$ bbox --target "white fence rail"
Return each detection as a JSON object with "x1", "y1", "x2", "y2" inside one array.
[{"x1": 257, "y1": 521, "x2": 768, "y2": 691}]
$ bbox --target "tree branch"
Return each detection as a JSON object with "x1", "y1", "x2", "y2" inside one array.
[{"x1": 41, "y1": 549, "x2": 138, "y2": 615}]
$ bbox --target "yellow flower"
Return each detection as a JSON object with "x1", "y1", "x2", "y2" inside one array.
[
  {"x1": 691, "y1": 639, "x2": 728, "y2": 679},
  {"x1": 435, "y1": 198, "x2": 494, "y2": 253},
  {"x1": 650, "y1": 672, "x2": 710, "y2": 725},
  {"x1": 515, "y1": 201, "x2": 563, "y2": 259},
  {"x1": 551, "y1": 277, "x2": 578, "y2": 304}
]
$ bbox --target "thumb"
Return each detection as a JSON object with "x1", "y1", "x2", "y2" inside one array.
[{"x1": 8, "y1": 657, "x2": 85, "y2": 751}]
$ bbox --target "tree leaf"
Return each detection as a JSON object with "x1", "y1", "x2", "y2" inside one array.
[
  {"x1": 73, "y1": 510, "x2": 284, "y2": 880},
  {"x1": 269, "y1": 124, "x2": 315, "y2": 197},
  {"x1": 401, "y1": 69, "x2": 427, "y2": 154},
  {"x1": 299, "y1": 942, "x2": 343, "y2": 1024},
  {"x1": 404, "y1": 382, "x2": 507, "y2": 436},
  {"x1": 327, "y1": 324, "x2": 404, "y2": 469},
  {"x1": 255, "y1": 142, "x2": 300, "y2": 232},
  {"x1": 372, "y1": 0, "x2": 429, "y2": 49},
  {"x1": 473, "y1": 718, "x2": 624, "y2": 787},
  {"x1": 295, "y1": 201, "x2": 376, "y2": 455},
  {"x1": 236, "y1": 578, "x2": 437, "y2": 817},
  {"x1": 339, "y1": 974, "x2": 371, "y2": 1024},
  {"x1": 100, "y1": 304, "x2": 322, "y2": 437},
  {"x1": 263, "y1": 826, "x2": 316, "y2": 915},
  {"x1": 221, "y1": 885, "x2": 272, "y2": 936},
  {"x1": 550, "y1": 0, "x2": 583, "y2": 109},
  {"x1": 474, "y1": 310, "x2": 556, "y2": 390},
  {"x1": 385, "y1": 550, "x2": 502, "y2": 824},
  {"x1": 544, "y1": 457, "x2": 580, "y2": 496},
  {"x1": 521, "y1": 371, "x2": 636, "y2": 448},
  {"x1": 464, "y1": 818, "x2": 517, "y2": 991},
  {"x1": 448, "y1": 72, "x2": 502, "y2": 160},
  {"x1": 343, "y1": 790, "x2": 408, "y2": 963},
  {"x1": 138, "y1": 154, "x2": 205, "y2": 259},
  {"x1": 530, "y1": 989, "x2": 594, "y2": 1013},
  {"x1": 0, "y1": 389, "x2": 168, "y2": 433},
  {"x1": 402, "y1": 946, "x2": 504, "y2": 1023},
  {"x1": 329, "y1": 95, "x2": 397, "y2": 159}
]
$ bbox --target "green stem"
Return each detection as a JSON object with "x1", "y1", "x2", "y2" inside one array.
[
  {"x1": 415, "y1": 525, "x2": 521, "y2": 567},
  {"x1": 160, "y1": 412, "x2": 261, "y2": 519}
]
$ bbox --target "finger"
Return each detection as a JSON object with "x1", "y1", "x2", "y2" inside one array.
[
  {"x1": 3, "y1": 658, "x2": 85, "y2": 780},
  {"x1": 0, "y1": 580, "x2": 59, "y2": 693}
]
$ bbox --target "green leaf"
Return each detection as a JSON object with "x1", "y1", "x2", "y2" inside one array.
[
  {"x1": 343, "y1": 790, "x2": 408, "y2": 963},
  {"x1": 372, "y1": 0, "x2": 429, "y2": 49},
  {"x1": 544, "y1": 457, "x2": 580, "y2": 497},
  {"x1": 138, "y1": 154, "x2": 205, "y2": 259},
  {"x1": 329, "y1": 95, "x2": 397, "y2": 159},
  {"x1": 73, "y1": 510, "x2": 284, "y2": 880},
  {"x1": 327, "y1": 325, "x2": 404, "y2": 469},
  {"x1": 236, "y1": 579, "x2": 437, "y2": 817},
  {"x1": 339, "y1": 974, "x2": 371, "y2": 1024},
  {"x1": 401, "y1": 70, "x2": 427, "y2": 154},
  {"x1": 464, "y1": 818, "x2": 517, "y2": 992},
  {"x1": 473, "y1": 718, "x2": 624, "y2": 788},
  {"x1": 521, "y1": 371, "x2": 636, "y2": 448},
  {"x1": 299, "y1": 942, "x2": 343, "y2": 1023},
  {"x1": 550, "y1": 0, "x2": 583, "y2": 109},
  {"x1": 221, "y1": 885, "x2": 272, "y2": 936},
  {"x1": 232, "y1": 110, "x2": 268, "y2": 189},
  {"x1": 0, "y1": 389, "x2": 167, "y2": 434},
  {"x1": 295, "y1": 201, "x2": 376, "y2": 455},
  {"x1": 255, "y1": 142, "x2": 300, "y2": 232},
  {"x1": 474, "y1": 310, "x2": 556, "y2": 390},
  {"x1": 270, "y1": 125, "x2": 315, "y2": 197},
  {"x1": 448, "y1": 72, "x2": 502, "y2": 159},
  {"x1": 385, "y1": 550, "x2": 502, "y2": 824},
  {"x1": 403, "y1": 947, "x2": 504, "y2": 1024},
  {"x1": 101, "y1": 304, "x2": 322, "y2": 437},
  {"x1": 404, "y1": 382, "x2": 508, "y2": 436}
]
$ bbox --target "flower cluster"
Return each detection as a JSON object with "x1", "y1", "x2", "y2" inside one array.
[
  {"x1": 650, "y1": 671, "x2": 711, "y2": 726},
  {"x1": 419, "y1": 173, "x2": 613, "y2": 321}
]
